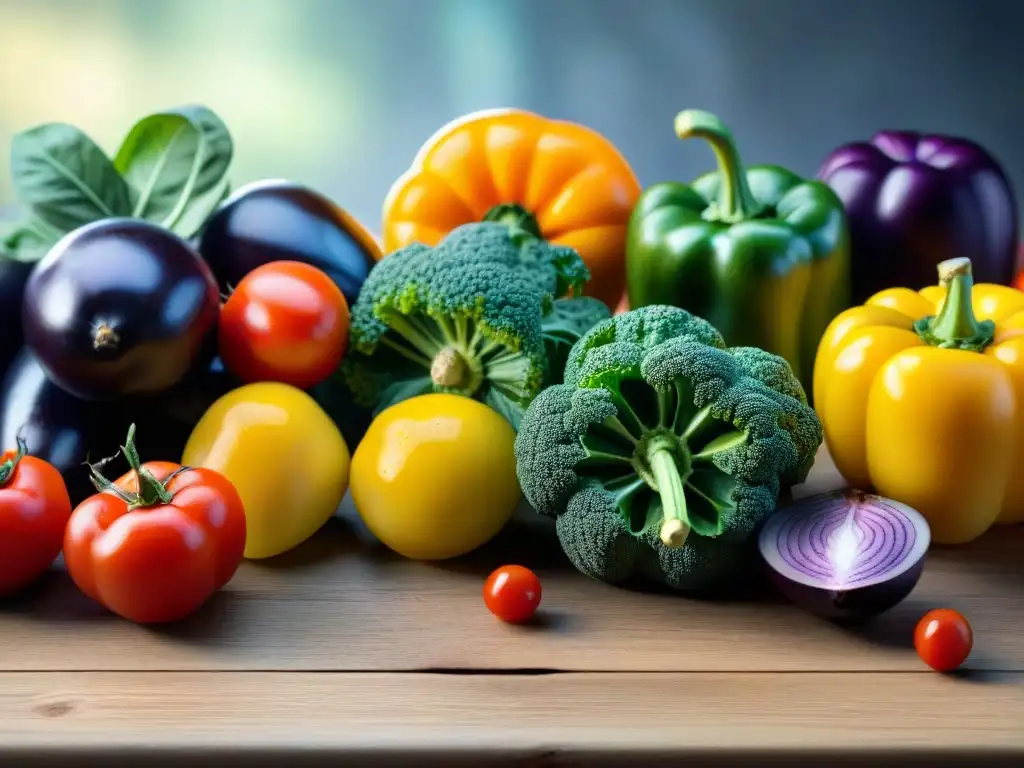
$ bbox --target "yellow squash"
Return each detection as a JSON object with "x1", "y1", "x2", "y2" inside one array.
[
  {"x1": 814, "y1": 257, "x2": 1024, "y2": 544},
  {"x1": 182, "y1": 382, "x2": 350, "y2": 559},
  {"x1": 350, "y1": 393, "x2": 520, "y2": 560}
]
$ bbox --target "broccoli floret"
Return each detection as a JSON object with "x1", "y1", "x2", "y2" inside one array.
[
  {"x1": 514, "y1": 304, "x2": 823, "y2": 593},
  {"x1": 541, "y1": 296, "x2": 613, "y2": 387},
  {"x1": 341, "y1": 222, "x2": 590, "y2": 426}
]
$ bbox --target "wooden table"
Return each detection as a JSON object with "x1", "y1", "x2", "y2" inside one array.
[{"x1": 1, "y1": 447, "x2": 1022, "y2": 767}]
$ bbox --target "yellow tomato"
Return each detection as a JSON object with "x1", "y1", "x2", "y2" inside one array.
[
  {"x1": 350, "y1": 393, "x2": 520, "y2": 560},
  {"x1": 182, "y1": 382, "x2": 350, "y2": 559}
]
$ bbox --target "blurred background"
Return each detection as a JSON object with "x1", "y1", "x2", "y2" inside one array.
[{"x1": 1, "y1": 0, "x2": 1022, "y2": 230}]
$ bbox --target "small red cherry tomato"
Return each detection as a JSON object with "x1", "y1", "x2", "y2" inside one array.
[
  {"x1": 63, "y1": 425, "x2": 246, "y2": 624},
  {"x1": 483, "y1": 565, "x2": 542, "y2": 623},
  {"x1": 915, "y1": 608, "x2": 973, "y2": 672},
  {"x1": 218, "y1": 260, "x2": 350, "y2": 390},
  {"x1": 0, "y1": 438, "x2": 73, "y2": 596}
]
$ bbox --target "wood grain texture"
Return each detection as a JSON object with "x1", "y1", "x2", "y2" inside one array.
[
  {"x1": 0, "y1": 671, "x2": 1022, "y2": 765},
  {"x1": 1, "y1": 445, "x2": 1022, "y2": 762}
]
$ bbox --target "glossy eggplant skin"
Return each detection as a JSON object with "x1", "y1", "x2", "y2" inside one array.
[
  {"x1": 21, "y1": 218, "x2": 220, "y2": 401},
  {"x1": 197, "y1": 180, "x2": 381, "y2": 307},
  {"x1": 0, "y1": 349, "x2": 195, "y2": 504},
  {"x1": 0, "y1": 256, "x2": 34, "y2": 379}
]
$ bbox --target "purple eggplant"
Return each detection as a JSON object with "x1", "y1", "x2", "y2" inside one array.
[
  {"x1": 817, "y1": 131, "x2": 1019, "y2": 304},
  {"x1": 197, "y1": 180, "x2": 380, "y2": 308},
  {"x1": 21, "y1": 218, "x2": 220, "y2": 401},
  {"x1": 0, "y1": 256, "x2": 33, "y2": 378},
  {"x1": 0, "y1": 349, "x2": 194, "y2": 504}
]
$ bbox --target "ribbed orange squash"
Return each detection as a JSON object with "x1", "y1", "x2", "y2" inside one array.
[{"x1": 381, "y1": 109, "x2": 641, "y2": 308}]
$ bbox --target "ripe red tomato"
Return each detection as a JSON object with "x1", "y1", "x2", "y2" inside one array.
[
  {"x1": 915, "y1": 608, "x2": 973, "y2": 672},
  {"x1": 63, "y1": 426, "x2": 246, "y2": 624},
  {"x1": 218, "y1": 261, "x2": 350, "y2": 390},
  {"x1": 0, "y1": 439, "x2": 72, "y2": 596},
  {"x1": 483, "y1": 565, "x2": 542, "y2": 623}
]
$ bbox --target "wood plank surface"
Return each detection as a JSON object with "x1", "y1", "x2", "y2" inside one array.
[
  {"x1": 1, "y1": 671, "x2": 1022, "y2": 765},
  {"x1": 1, "y1": 445, "x2": 1022, "y2": 763},
  {"x1": 0, "y1": 447, "x2": 1021, "y2": 674}
]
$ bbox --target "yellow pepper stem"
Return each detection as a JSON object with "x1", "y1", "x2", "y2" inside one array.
[{"x1": 913, "y1": 257, "x2": 995, "y2": 352}]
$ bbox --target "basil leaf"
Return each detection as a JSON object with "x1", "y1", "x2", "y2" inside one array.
[
  {"x1": 172, "y1": 176, "x2": 232, "y2": 239},
  {"x1": 0, "y1": 217, "x2": 61, "y2": 263},
  {"x1": 10, "y1": 123, "x2": 132, "y2": 233},
  {"x1": 113, "y1": 105, "x2": 232, "y2": 235}
]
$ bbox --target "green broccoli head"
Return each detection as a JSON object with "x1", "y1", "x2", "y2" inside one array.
[
  {"x1": 514, "y1": 304, "x2": 823, "y2": 592},
  {"x1": 541, "y1": 296, "x2": 613, "y2": 387},
  {"x1": 341, "y1": 222, "x2": 591, "y2": 426}
]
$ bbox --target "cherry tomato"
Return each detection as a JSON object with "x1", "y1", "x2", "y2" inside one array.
[
  {"x1": 484, "y1": 565, "x2": 542, "y2": 623},
  {"x1": 0, "y1": 438, "x2": 73, "y2": 596},
  {"x1": 218, "y1": 260, "x2": 350, "y2": 390},
  {"x1": 63, "y1": 425, "x2": 246, "y2": 624},
  {"x1": 915, "y1": 608, "x2": 973, "y2": 672}
]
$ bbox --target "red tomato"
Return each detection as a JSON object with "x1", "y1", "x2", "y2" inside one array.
[
  {"x1": 483, "y1": 565, "x2": 542, "y2": 623},
  {"x1": 63, "y1": 426, "x2": 247, "y2": 624},
  {"x1": 0, "y1": 439, "x2": 72, "y2": 596},
  {"x1": 218, "y1": 261, "x2": 350, "y2": 390},
  {"x1": 915, "y1": 608, "x2": 973, "y2": 672},
  {"x1": 1014, "y1": 270, "x2": 1024, "y2": 292}
]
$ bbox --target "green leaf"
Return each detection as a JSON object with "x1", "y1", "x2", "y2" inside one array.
[
  {"x1": 113, "y1": 105, "x2": 233, "y2": 235},
  {"x1": 10, "y1": 123, "x2": 132, "y2": 233},
  {"x1": 0, "y1": 217, "x2": 59, "y2": 263},
  {"x1": 484, "y1": 387, "x2": 525, "y2": 431},
  {"x1": 171, "y1": 176, "x2": 232, "y2": 239}
]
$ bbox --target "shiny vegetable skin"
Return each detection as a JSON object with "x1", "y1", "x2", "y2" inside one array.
[
  {"x1": 218, "y1": 260, "x2": 350, "y2": 389},
  {"x1": 350, "y1": 393, "x2": 520, "y2": 561},
  {"x1": 0, "y1": 438, "x2": 73, "y2": 595},
  {"x1": 382, "y1": 108, "x2": 642, "y2": 307},
  {"x1": 626, "y1": 110, "x2": 850, "y2": 395},
  {"x1": 182, "y1": 382, "x2": 350, "y2": 560},
  {"x1": 63, "y1": 426, "x2": 246, "y2": 624},
  {"x1": 21, "y1": 218, "x2": 220, "y2": 400},
  {"x1": 341, "y1": 222, "x2": 591, "y2": 427},
  {"x1": 814, "y1": 257, "x2": 1024, "y2": 543},
  {"x1": 818, "y1": 131, "x2": 1018, "y2": 304},
  {"x1": 514, "y1": 305, "x2": 822, "y2": 592},
  {"x1": 198, "y1": 180, "x2": 382, "y2": 309}
]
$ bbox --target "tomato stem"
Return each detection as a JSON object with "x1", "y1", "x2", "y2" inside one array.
[
  {"x1": 85, "y1": 424, "x2": 175, "y2": 509},
  {"x1": 0, "y1": 436, "x2": 28, "y2": 487}
]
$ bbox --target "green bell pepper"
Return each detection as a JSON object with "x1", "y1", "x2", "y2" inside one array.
[{"x1": 625, "y1": 109, "x2": 851, "y2": 397}]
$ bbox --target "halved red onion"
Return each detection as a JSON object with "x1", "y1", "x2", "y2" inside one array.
[{"x1": 758, "y1": 490, "x2": 931, "y2": 620}]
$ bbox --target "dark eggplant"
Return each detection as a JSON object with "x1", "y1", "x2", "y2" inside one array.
[
  {"x1": 0, "y1": 349, "x2": 194, "y2": 505},
  {"x1": 197, "y1": 179, "x2": 381, "y2": 307},
  {"x1": 0, "y1": 255, "x2": 34, "y2": 378},
  {"x1": 21, "y1": 218, "x2": 220, "y2": 401}
]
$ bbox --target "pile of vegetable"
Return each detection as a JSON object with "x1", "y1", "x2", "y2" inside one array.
[{"x1": 2, "y1": 102, "x2": 1019, "y2": 673}]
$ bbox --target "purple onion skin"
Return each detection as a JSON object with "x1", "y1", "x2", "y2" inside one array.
[
  {"x1": 817, "y1": 131, "x2": 1019, "y2": 304},
  {"x1": 765, "y1": 556, "x2": 925, "y2": 623},
  {"x1": 21, "y1": 219, "x2": 220, "y2": 401}
]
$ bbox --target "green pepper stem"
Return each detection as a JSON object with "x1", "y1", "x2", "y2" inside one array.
[
  {"x1": 913, "y1": 257, "x2": 996, "y2": 352},
  {"x1": 0, "y1": 437, "x2": 27, "y2": 486},
  {"x1": 647, "y1": 438, "x2": 691, "y2": 549},
  {"x1": 674, "y1": 109, "x2": 764, "y2": 223},
  {"x1": 483, "y1": 203, "x2": 542, "y2": 245}
]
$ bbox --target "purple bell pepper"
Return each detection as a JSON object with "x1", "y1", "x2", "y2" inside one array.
[{"x1": 817, "y1": 131, "x2": 1019, "y2": 304}]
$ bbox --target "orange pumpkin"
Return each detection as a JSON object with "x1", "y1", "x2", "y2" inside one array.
[{"x1": 382, "y1": 108, "x2": 642, "y2": 308}]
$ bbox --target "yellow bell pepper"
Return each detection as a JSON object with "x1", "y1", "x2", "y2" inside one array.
[{"x1": 814, "y1": 257, "x2": 1024, "y2": 545}]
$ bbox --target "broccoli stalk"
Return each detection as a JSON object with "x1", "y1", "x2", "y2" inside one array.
[
  {"x1": 342, "y1": 221, "x2": 601, "y2": 426},
  {"x1": 514, "y1": 304, "x2": 823, "y2": 593},
  {"x1": 379, "y1": 310, "x2": 530, "y2": 400}
]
